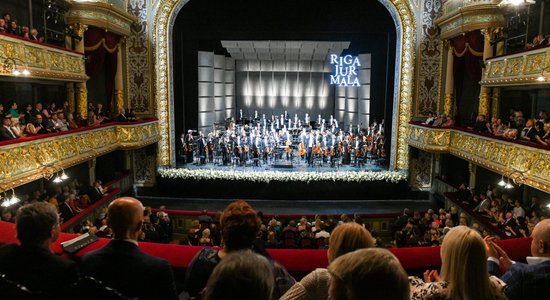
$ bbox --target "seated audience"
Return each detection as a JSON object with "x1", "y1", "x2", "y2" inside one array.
[
  {"x1": 114, "y1": 108, "x2": 129, "y2": 122},
  {"x1": 520, "y1": 118, "x2": 537, "y2": 142},
  {"x1": 487, "y1": 219, "x2": 550, "y2": 300},
  {"x1": 472, "y1": 114, "x2": 489, "y2": 133},
  {"x1": 203, "y1": 250, "x2": 274, "y2": 300},
  {"x1": 87, "y1": 109, "x2": 103, "y2": 127},
  {"x1": 80, "y1": 197, "x2": 178, "y2": 299},
  {"x1": 281, "y1": 222, "x2": 374, "y2": 300},
  {"x1": 67, "y1": 112, "x2": 79, "y2": 129},
  {"x1": 0, "y1": 202, "x2": 79, "y2": 297},
  {"x1": 328, "y1": 248, "x2": 409, "y2": 300},
  {"x1": 183, "y1": 200, "x2": 295, "y2": 299},
  {"x1": 409, "y1": 226, "x2": 506, "y2": 300},
  {"x1": 30, "y1": 28, "x2": 42, "y2": 41},
  {"x1": 0, "y1": 18, "x2": 6, "y2": 32},
  {"x1": 26, "y1": 113, "x2": 46, "y2": 135}
]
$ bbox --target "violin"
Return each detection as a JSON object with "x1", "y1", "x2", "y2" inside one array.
[{"x1": 298, "y1": 143, "x2": 305, "y2": 156}]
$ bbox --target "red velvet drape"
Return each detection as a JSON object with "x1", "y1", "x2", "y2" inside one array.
[
  {"x1": 84, "y1": 27, "x2": 120, "y2": 108},
  {"x1": 451, "y1": 30, "x2": 483, "y2": 118}
]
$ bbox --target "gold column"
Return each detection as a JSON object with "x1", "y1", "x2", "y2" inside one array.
[
  {"x1": 73, "y1": 23, "x2": 88, "y2": 119},
  {"x1": 114, "y1": 38, "x2": 124, "y2": 114},
  {"x1": 66, "y1": 82, "x2": 75, "y2": 113},
  {"x1": 468, "y1": 162, "x2": 477, "y2": 188},
  {"x1": 444, "y1": 42, "x2": 454, "y2": 116},
  {"x1": 479, "y1": 29, "x2": 494, "y2": 117},
  {"x1": 492, "y1": 34, "x2": 504, "y2": 119}
]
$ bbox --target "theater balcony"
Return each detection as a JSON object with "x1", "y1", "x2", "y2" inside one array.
[
  {"x1": 406, "y1": 122, "x2": 550, "y2": 194},
  {"x1": 435, "y1": 0, "x2": 504, "y2": 40},
  {"x1": 0, "y1": 119, "x2": 160, "y2": 189},
  {"x1": 0, "y1": 31, "x2": 87, "y2": 82},
  {"x1": 66, "y1": 0, "x2": 136, "y2": 37},
  {"x1": 480, "y1": 45, "x2": 550, "y2": 86}
]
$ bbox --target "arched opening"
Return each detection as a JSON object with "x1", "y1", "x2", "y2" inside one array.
[{"x1": 152, "y1": 0, "x2": 416, "y2": 169}]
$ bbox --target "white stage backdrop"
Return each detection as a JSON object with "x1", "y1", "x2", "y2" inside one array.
[
  {"x1": 235, "y1": 60, "x2": 334, "y2": 120},
  {"x1": 198, "y1": 51, "x2": 371, "y2": 129}
]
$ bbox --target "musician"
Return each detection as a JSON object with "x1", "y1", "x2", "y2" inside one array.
[
  {"x1": 220, "y1": 137, "x2": 231, "y2": 165},
  {"x1": 354, "y1": 136, "x2": 362, "y2": 166},
  {"x1": 252, "y1": 136, "x2": 261, "y2": 166},
  {"x1": 342, "y1": 134, "x2": 352, "y2": 165},
  {"x1": 262, "y1": 134, "x2": 271, "y2": 163},
  {"x1": 206, "y1": 133, "x2": 214, "y2": 163},
  {"x1": 178, "y1": 133, "x2": 186, "y2": 160},
  {"x1": 306, "y1": 131, "x2": 315, "y2": 166},
  {"x1": 304, "y1": 113, "x2": 310, "y2": 126},
  {"x1": 185, "y1": 130, "x2": 194, "y2": 163},
  {"x1": 198, "y1": 132, "x2": 207, "y2": 165}
]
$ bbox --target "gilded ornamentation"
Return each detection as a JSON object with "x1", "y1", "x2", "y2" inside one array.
[
  {"x1": 491, "y1": 88, "x2": 500, "y2": 119},
  {"x1": 0, "y1": 120, "x2": 160, "y2": 189},
  {"x1": 407, "y1": 123, "x2": 550, "y2": 194},
  {"x1": 478, "y1": 89, "x2": 490, "y2": 117},
  {"x1": 444, "y1": 94, "x2": 453, "y2": 115},
  {"x1": 0, "y1": 34, "x2": 87, "y2": 81},
  {"x1": 436, "y1": 4, "x2": 504, "y2": 40},
  {"x1": 481, "y1": 46, "x2": 550, "y2": 86},
  {"x1": 76, "y1": 83, "x2": 88, "y2": 119},
  {"x1": 415, "y1": 0, "x2": 443, "y2": 117},
  {"x1": 66, "y1": 2, "x2": 136, "y2": 36}
]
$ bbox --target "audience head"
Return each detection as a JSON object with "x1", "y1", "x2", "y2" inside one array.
[
  {"x1": 531, "y1": 219, "x2": 550, "y2": 257},
  {"x1": 328, "y1": 222, "x2": 375, "y2": 262},
  {"x1": 328, "y1": 248, "x2": 409, "y2": 300},
  {"x1": 2, "y1": 116, "x2": 11, "y2": 126},
  {"x1": 220, "y1": 200, "x2": 261, "y2": 251},
  {"x1": 204, "y1": 250, "x2": 274, "y2": 300},
  {"x1": 107, "y1": 197, "x2": 145, "y2": 240},
  {"x1": 15, "y1": 202, "x2": 60, "y2": 247},
  {"x1": 440, "y1": 226, "x2": 494, "y2": 300}
]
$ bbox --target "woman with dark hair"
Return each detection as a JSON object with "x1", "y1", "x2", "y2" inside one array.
[{"x1": 183, "y1": 200, "x2": 294, "y2": 299}]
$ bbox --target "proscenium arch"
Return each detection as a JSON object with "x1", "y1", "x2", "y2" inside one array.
[{"x1": 152, "y1": 0, "x2": 416, "y2": 171}]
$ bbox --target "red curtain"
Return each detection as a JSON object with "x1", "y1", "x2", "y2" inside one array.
[
  {"x1": 84, "y1": 27, "x2": 120, "y2": 108},
  {"x1": 451, "y1": 30, "x2": 484, "y2": 118}
]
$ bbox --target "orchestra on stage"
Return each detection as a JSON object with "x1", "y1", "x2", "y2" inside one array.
[{"x1": 178, "y1": 110, "x2": 386, "y2": 168}]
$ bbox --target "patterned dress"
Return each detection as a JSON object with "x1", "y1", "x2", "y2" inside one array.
[{"x1": 408, "y1": 276, "x2": 508, "y2": 300}]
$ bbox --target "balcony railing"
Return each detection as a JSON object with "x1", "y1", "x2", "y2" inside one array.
[
  {"x1": 407, "y1": 122, "x2": 550, "y2": 194},
  {"x1": 0, "y1": 31, "x2": 87, "y2": 82},
  {"x1": 481, "y1": 45, "x2": 550, "y2": 86},
  {"x1": 436, "y1": 0, "x2": 504, "y2": 40},
  {"x1": 0, "y1": 119, "x2": 160, "y2": 189}
]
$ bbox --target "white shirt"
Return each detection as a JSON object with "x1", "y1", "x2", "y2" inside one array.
[
  {"x1": 513, "y1": 206, "x2": 526, "y2": 218},
  {"x1": 315, "y1": 230, "x2": 330, "y2": 239}
]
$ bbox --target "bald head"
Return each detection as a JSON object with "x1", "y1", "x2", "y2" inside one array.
[
  {"x1": 107, "y1": 197, "x2": 144, "y2": 240},
  {"x1": 531, "y1": 219, "x2": 550, "y2": 257}
]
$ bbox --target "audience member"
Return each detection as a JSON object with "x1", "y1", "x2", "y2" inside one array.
[
  {"x1": 0, "y1": 202, "x2": 79, "y2": 297},
  {"x1": 80, "y1": 197, "x2": 178, "y2": 299},
  {"x1": 183, "y1": 200, "x2": 295, "y2": 299},
  {"x1": 114, "y1": 108, "x2": 129, "y2": 122},
  {"x1": 0, "y1": 116, "x2": 17, "y2": 140},
  {"x1": 203, "y1": 250, "x2": 274, "y2": 300},
  {"x1": 328, "y1": 248, "x2": 409, "y2": 300},
  {"x1": 520, "y1": 119, "x2": 537, "y2": 142},
  {"x1": 281, "y1": 222, "x2": 374, "y2": 300},
  {"x1": 409, "y1": 226, "x2": 506, "y2": 300}
]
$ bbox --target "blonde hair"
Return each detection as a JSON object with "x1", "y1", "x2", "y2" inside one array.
[
  {"x1": 440, "y1": 226, "x2": 494, "y2": 300},
  {"x1": 328, "y1": 248, "x2": 409, "y2": 300},
  {"x1": 328, "y1": 222, "x2": 374, "y2": 262}
]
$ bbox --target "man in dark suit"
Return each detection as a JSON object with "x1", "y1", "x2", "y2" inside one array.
[
  {"x1": 114, "y1": 108, "x2": 129, "y2": 122},
  {"x1": 0, "y1": 116, "x2": 17, "y2": 140},
  {"x1": 88, "y1": 180, "x2": 106, "y2": 202},
  {"x1": 0, "y1": 202, "x2": 79, "y2": 297},
  {"x1": 80, "y1": 197, "x2": 178, "y2": 300},
  {"x1": 486, "y1": 219, "x2": 550, "y2": 300},
  {"x1": 59, "y1": 195, "x2": 75, "y2": 223}
]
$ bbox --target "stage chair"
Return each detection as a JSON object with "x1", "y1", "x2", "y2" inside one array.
[
  {"x1": 0, "y1": 274, "x2": 34, "y2": 300},
  {"x1": 74, "y1": 276, "x2": 130, "y2": 300}
]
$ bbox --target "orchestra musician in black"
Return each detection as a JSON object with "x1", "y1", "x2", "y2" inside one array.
[{"x1": 185, "y1": 130, "x2": 194, "y2": 163}]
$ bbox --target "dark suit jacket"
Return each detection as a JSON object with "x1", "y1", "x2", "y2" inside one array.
[
  {"x1": 0, "y1": 243, "x2": 79, "y2": 296},
  {"x1": 88, "y1": 186, "x2": 104, "y2": 203},
  {"x1": 59, "y1": 202, "x2": 75, "y2": 223},
  {"x1": 0, "y1": 126, "x2": 16, "y2": 140},
  {"x1": 114, "y1": 114, "x2": 128, "y2": 122},
  {"x1": 488, "y1": 259, "x2": 550, "y2": 300},
  {"x1": 80, "y1": 240, "x2": 178, "y2": 300}
]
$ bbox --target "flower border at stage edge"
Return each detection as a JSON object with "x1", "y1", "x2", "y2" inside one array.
[{"x1": 158, "y1": 168, "x2": 408, "y2": 184}]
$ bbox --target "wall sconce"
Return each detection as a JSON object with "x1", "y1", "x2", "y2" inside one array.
[
  {"x1": 497, "y1": 170, "x2": 526, "y2": 189},
  {"x1": 536, "y1": 65, "x2": 550, "y2": 82},
  {"x1": 0, "y1": 188, "x2": 21, "y2": 208},
  {"x1": 0, "y1": 55, "x2": 30, "y2": 77}
]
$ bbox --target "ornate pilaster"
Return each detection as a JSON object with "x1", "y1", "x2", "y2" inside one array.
[
  {"x1": 66, "y1": 83, "x2": 75, "y2": 113},
  {"x1": 444, "y1": 43, "x2": 454, "y2": 116},
  {"x1": 76, "y1": 83, "x2": 88, "y2": 119},
  {"x1": 479, "y1": 28, "x2": 494, "y2": 117},
  {"x1": 114, "y1": 38, "x2": 125, "y2": 114}
]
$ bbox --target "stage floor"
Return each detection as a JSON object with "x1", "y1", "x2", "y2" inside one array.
[{"x1": 177, "y1": 156, "x2": 387, "y2": 173}]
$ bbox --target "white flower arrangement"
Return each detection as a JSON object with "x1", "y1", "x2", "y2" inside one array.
[{"x1": 158, "y1": 168, "x2": 407, "y2": 183}]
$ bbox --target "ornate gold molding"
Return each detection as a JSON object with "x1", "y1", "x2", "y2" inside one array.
[
  {"x1": 481, "y1": 46, "x2": 550, "y2": 86},
  {"x1": 151, "y1": 0, "x2": 416, "y2": 170},
  {"x1": 0, "y1": 120, "x2": 160, "y2": 189},
  {"x1": 407, "y1": 123, "x2": 550, "y2": 194},
  {"x1": 435, "y1": 3, "x2": 504, "y2": 40},
  {"x1": 444, "y1": 94, "x2": 453, "y2": 116},
  {"x1": 0, "y1": 34, "x2": 88, "y2": 82},
  {"x1": 66, "y1": 2, "x2": 137, "y2": 37},
  {"x1": 479, "y1": 88, "x2": 490, "y2": 116}
]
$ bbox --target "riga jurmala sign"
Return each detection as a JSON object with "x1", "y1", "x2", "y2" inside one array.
[{"x1": 329, "y1": 54, "x2": 361, "y2": 87}]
